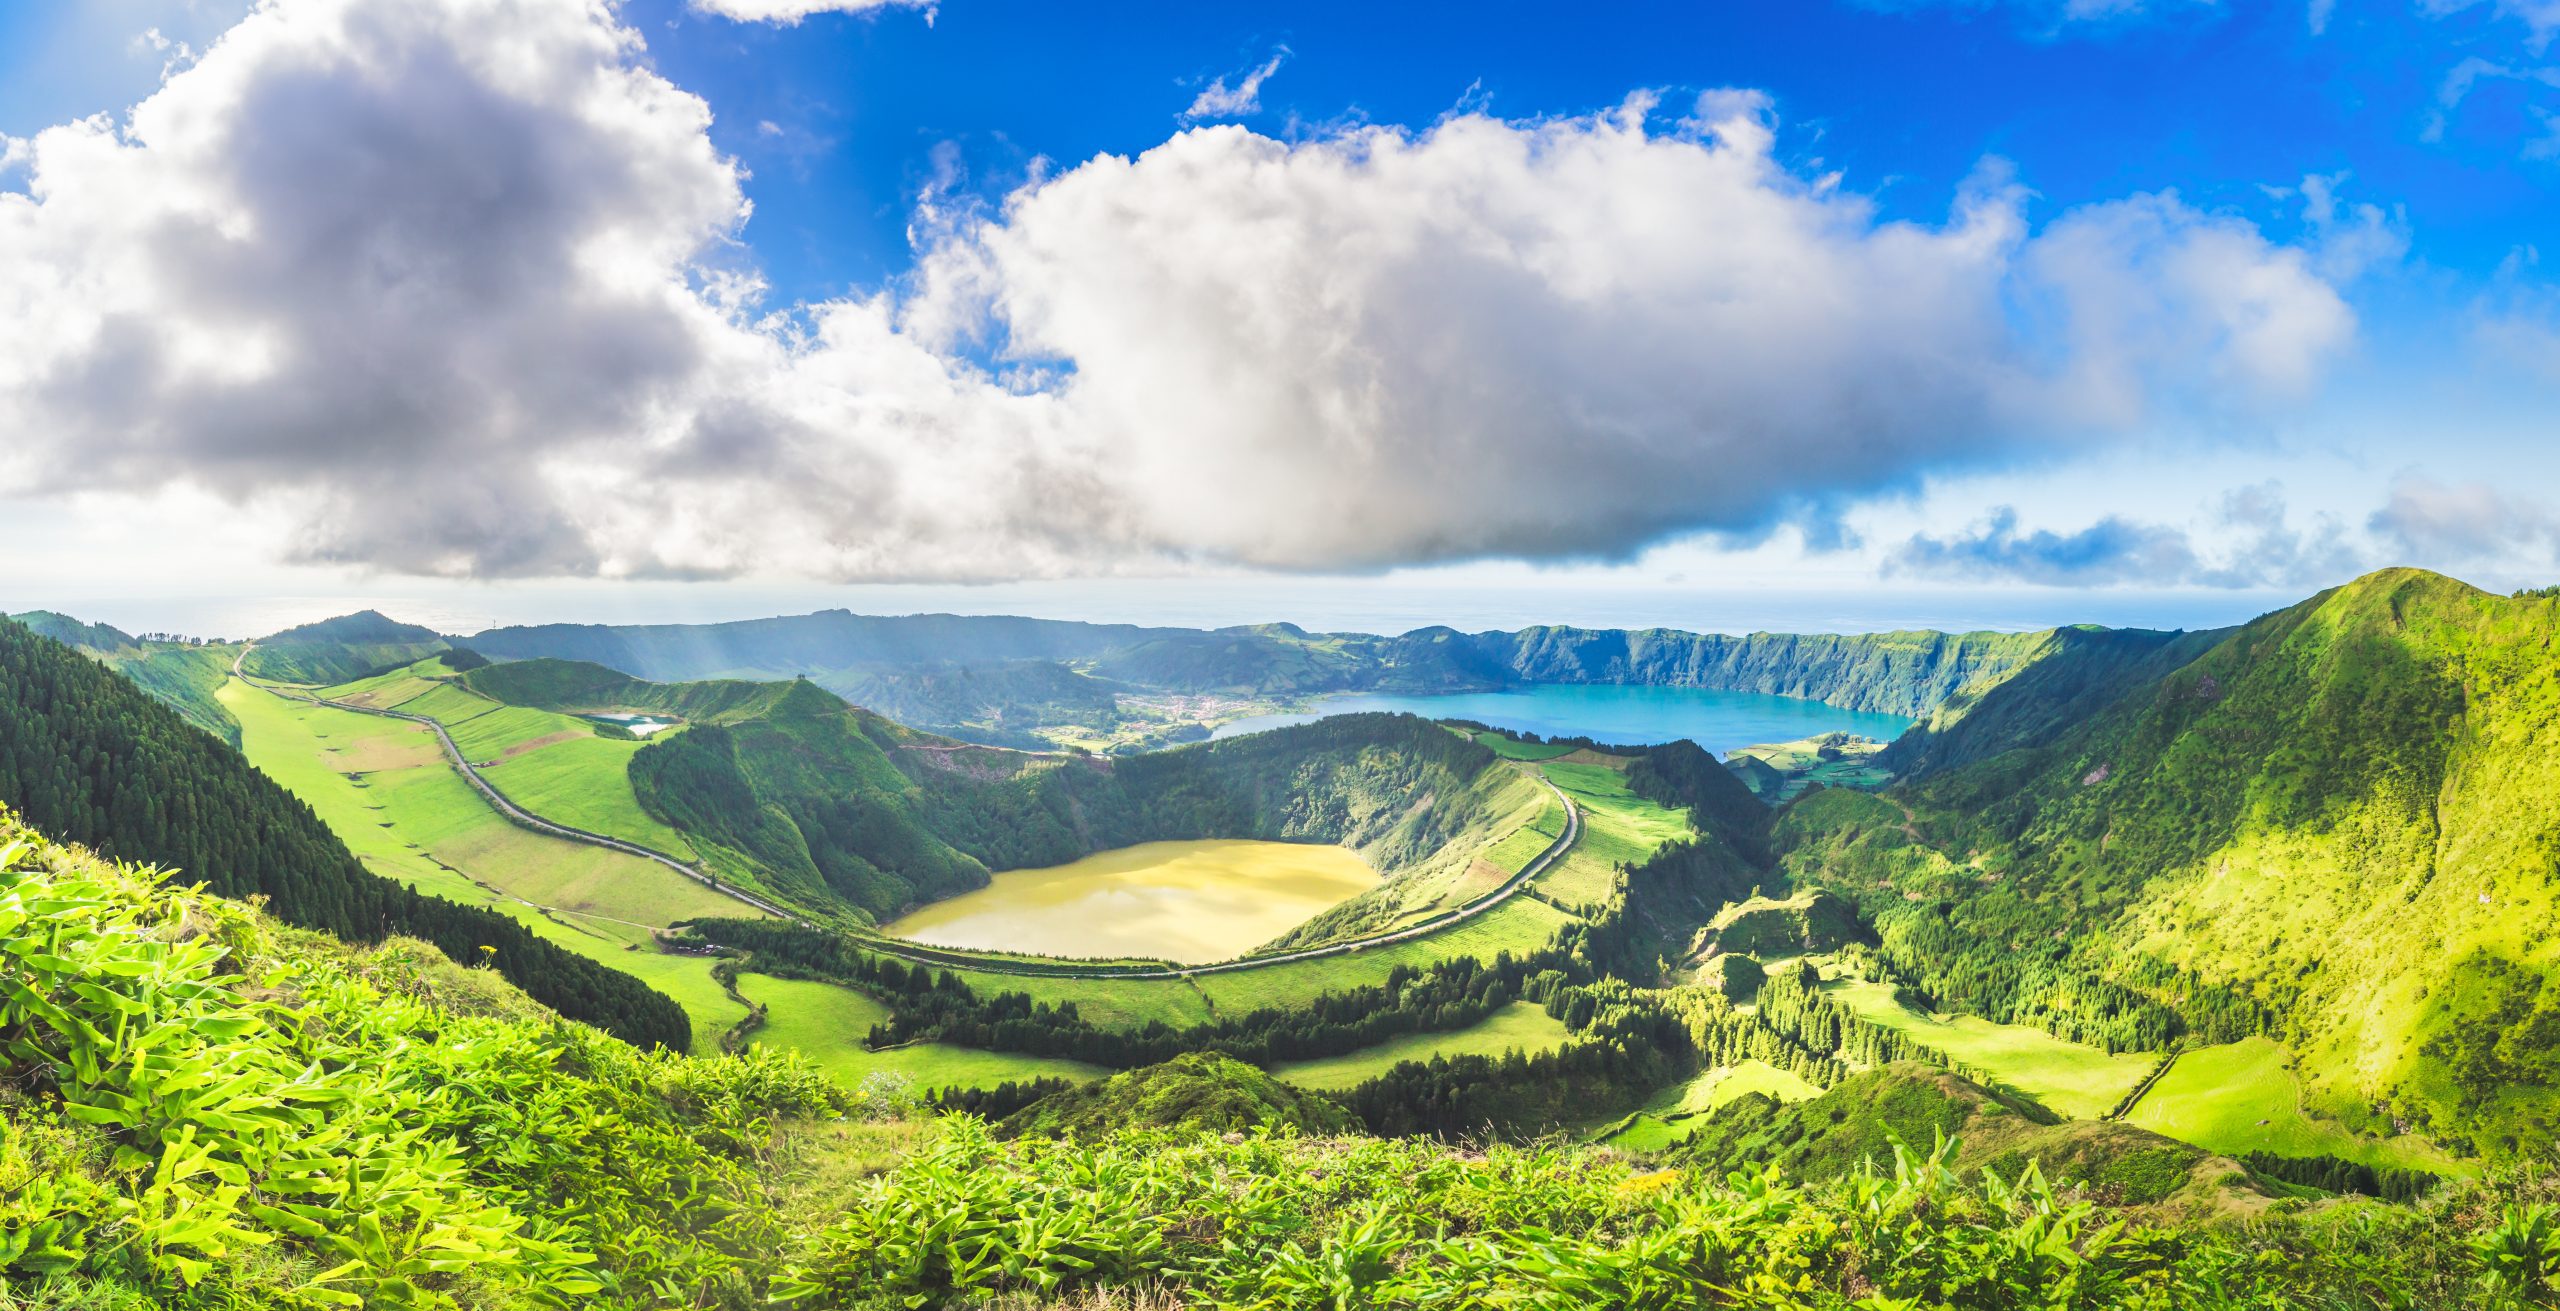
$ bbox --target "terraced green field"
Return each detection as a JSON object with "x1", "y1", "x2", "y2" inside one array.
[
  {"x1": 1272, "y1": 1001, "x2": 1573, "y2": 1091},
  {"x1": 319, "y1": 665, "x2": 698, "y2": 857},
  {"x1": 2126, "y1": 1038, "x2": 2467, "y2": 1175},
  {"x1": 223, "y1": 678, "x2": 748, "y2": 1051},
  {"x1": 741, "y1": 976, "x2": 1108, "y2": 1090},
  {"x1": 1824, "y1": 978, "x2": 2154, "y2": 1120}
]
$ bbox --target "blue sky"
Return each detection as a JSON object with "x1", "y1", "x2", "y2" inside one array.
[{"x1": 1, "y1": 0, "x2": 2555, "y2": 638}]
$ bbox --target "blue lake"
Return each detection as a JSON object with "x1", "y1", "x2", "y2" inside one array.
[{"x1": 1211, "y1": 684, "x2": 1911, "y2": 757}]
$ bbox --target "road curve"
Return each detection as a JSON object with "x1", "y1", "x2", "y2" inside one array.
[
  {"x1": 231, "y1": 645, "x2": 1583, "y2": 980},
  {"x1": 230, "y1": 646, "x2": 803, "y2": 924}
]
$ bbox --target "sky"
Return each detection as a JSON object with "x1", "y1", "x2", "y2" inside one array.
[{"x1": 1, "y1": 0, "x2": 2556, "y2": 640}]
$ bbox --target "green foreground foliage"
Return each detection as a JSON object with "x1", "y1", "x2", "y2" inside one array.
[
  {"x1": 0, "y1": 616, "x2": 689, "y2": 1050},
  {"x1": 781, "y1": 1115, "x2": 2560, "y2": 1310},
  {"x1": 0, "y1": 812, "x2": 848, "y2": 1309}
]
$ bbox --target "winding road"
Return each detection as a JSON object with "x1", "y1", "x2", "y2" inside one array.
[{"x1": 231, "y1": 645, "x2": 1583, "y2": 981}]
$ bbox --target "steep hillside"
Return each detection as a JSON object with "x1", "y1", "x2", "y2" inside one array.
[
  {"x1": 632, "y1": 706, "x2": 1537, "y2": 928},
  {"x1": 0, "y1": 813, "x2": 848, "y2": 1308},
  {"x1": 1465, "y1": 626, "x2": 2059, "y2": 715},
  {"x1": 459, "y1": 655, "x2": 828, "y2": 724},
  {"x1": 1777, "y1": 569, "x2": 2560, "y2": 1158},
  {"x1": 0, "y1": 618, "x2": 688, "y2": 1049},
  {"x1": 7, "y1": 612, "x2": 241, "y2": 745},
  {"x1": 1878, "y1": 624, "x2": 2229, "y2": 778}
]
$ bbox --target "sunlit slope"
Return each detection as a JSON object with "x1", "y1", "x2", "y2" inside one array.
[
  {"x1": 1781, "y1": 568, "x2": 2560, "y2": 1158},
  {"x1": 221, "y1": 678, "x2": 750, "y2": 1048},
  {"x1": 316, "y1": 663, "x2": 698, "y2": 859}
]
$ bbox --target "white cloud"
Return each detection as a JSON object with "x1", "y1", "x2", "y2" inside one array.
[
  {"x1": 687, "y1": 0, "x2": 930, "y2": 23},
  {"x1": 2368, "y1": 472, "x2": 2560, "y2": 560},
  {"x1": 1183, "y1": 49, "x2": 1289, "y2": 121},
  {"x1": 1886, "y1": 482, "x2": 2366, "y2": 588},
  {"x1": 2421, "y1": 0, "x2": 2560, "y2": 52},
  {"x1": 0, "y1": 4, "x2": 2372, "y2": 583}
]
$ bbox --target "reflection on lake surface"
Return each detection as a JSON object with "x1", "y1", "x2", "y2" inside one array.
[
  {"x1": 885, "y1": 839, "x2": 1380, "y2": 964},
  {"x1": 1212, "y1": 683, "x2": 1911, "y2": 755}
]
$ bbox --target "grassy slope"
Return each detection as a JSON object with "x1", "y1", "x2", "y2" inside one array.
[
  {"x1": 1536, "y1": 759, "x2": 1690, "y2": 907},
  {"x1": 1826, "y1": 978, "x2": 2154, "y2": 1120},
  {"x1": 1272, "y1": 1001, "x2": 1574, "y2": 1090},
  {"x1": 222, "y1": 679, "x2": 747, "y2": 1051},
  {"x1": 742, "y1": 975, "x2": 1108, "y2": 1089},
  {"x1": 1780, "y1": 570, "x2": 2560, "y2": 1160},
  {"x1": 2127, "y1": 1038, "x2": 2468, "y2": 1176},
  {"x1": 1603, "y1": 1061, "x2": 1823, "y2": 1151},
  {"x1": 326, "y1": 668, "x2": 700, "y2": 859}
]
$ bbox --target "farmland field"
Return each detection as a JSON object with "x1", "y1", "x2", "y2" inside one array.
[
  {"x1": 1194, "y1": 895, "x2": 1580, "y2": 1015},
  {"x1": 1534, "y1": 759, "x2": 1688, "y2": 907}
]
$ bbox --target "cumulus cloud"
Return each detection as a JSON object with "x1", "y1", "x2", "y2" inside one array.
[
  {"x1": 1183, "y1": 49, "x2": 1288, "y2": 121},
  {"x1": 1887, "y1": 483, "x2": 2365, "y2": 587},
  {"x1": 687, "y1": 0, "x2": 930, "y2": 23},
  {"x1": 1888, "y1": 508, "x2": 2204, "y2": 585},
  {"x1": 2368, "y1": 472, "x2": 2560, "y2": 560},
  {"x1": 0, "y1": 0, "x2": 2373, "y2": 582}
]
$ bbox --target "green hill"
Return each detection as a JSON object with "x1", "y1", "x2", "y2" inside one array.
[
  {"x1": 1681, "y1": 1063, "x2": 2250, "y2": 1210},
  {"x1": 1777, "y1": 568, "x2": 2560, "y2": 1158},
  {"x1": 999, "y1": 1052, "x2": 1356, "y2": 1140},
  {"x1": 0, "y1": 616, "x2": 687, "y2": 1050},
  {"x1": 459, "y1": 655, "x2": 833, "y2": 725},
  {"x1": 8, "y1": 612, "x2": 242, "y2": 745},
  {"x1": 244, "y1": 609, "x2": 450, "y2": 684}
]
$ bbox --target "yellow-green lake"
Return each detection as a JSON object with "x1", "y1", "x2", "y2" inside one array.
[{"x1": 884, "y1": 839, "x2": 1380, "y2": 963}]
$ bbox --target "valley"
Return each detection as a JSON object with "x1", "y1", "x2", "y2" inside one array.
[{"x1": 7, "y1": 569, "x2": 2555, "y2": 1307}]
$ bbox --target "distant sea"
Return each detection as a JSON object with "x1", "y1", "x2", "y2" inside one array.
[{"x1": 1212, "y1": 683, "x2": 1913, "y2": 755}]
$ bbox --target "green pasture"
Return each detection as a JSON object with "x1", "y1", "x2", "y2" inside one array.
[
  {"x1": 1531, "y1": 759, "x2": 1689, "y2": 907},
  {"x1": 1601, "y1": 1061, "x2": 1822, "y2": 1151},
  {"x1": 476, "y1": 735, "x2": 695, "y2": 857},
  {"x1": 1271, "y1": 1001, "x2": 1573, "y2": 1091},
  {"x1": 1824, "y1": 978, "x2": 2153, "y2": 1120},
  {"x1": 2126, "y1": 1038, "x2": 2468, "y2": 1175},
  {"x1": 1198, "y1": 895, "x2": 1579, "y2": 1015},
  {"x1": 943, "y1": 968, "x2": 1215, "y2": 1031},
  {"x1": 222, "y1": 677, "x2": 751, "y2": 1049},
  {"x1": 741, "y1": 975, "x2": 1107, "y2": 1091},
  {"x1": 1472, "y1": 731, "x2": 1578, "y2": 762}
]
